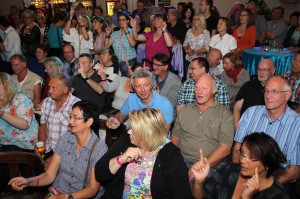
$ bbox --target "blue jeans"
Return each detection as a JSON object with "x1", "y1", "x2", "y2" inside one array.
[{"x1": 119, "y1": 58, "x2": 137, "y2": 77}]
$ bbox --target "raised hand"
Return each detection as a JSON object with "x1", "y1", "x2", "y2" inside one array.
[
  {"x1": 8, "y1": 177, "x2": 28, "y2": 191},
  {"x1": 242, "y1": 168, "x2": 260, "y2": 199},
  {"x1": 162, "y1": 22, "x2": 167, "y2": 31},
  {"x1": 190, "y1": 149, "x2": 210, "y2": 184},
  {"x1": 70, "y1": 7, "x2": 75, "y2": 18},
  {"x1": 129, "y1": 16, "x2": 136, "y2": 28},
  {"x1": 105, "y1": 26, "x2": 112, "y2": 35},
  {"x1": 97, "y1": 63, "x2": 106, "y2": 80}
]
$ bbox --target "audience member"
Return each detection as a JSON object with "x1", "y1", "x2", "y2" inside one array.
[
  {"x1": 0, "y1": 16, "x2": 22, "y2": 62},
  {"x1": 47, "y1": 11, "x2": 66, "y2": 58},
  {"x1": 183, "y1": 13, "x2": 210, "y2": 77},
  {"x1": 234, "y1": 59, "x2": 275, "y2": 126},
  {"x1": 226, "y1": 2, "x2": 244, "y2": 27},
  {"x1": 106, "y1": 69, "x2": 173, "y2": 132},
  {"x1": 20, "y1": 10, "x2": 41, "y2": 58},
  {"x1": 96, "y1": 47, "x2": 120, "y2": 93},
  {"x1": 209, "y1": 17, "x2": 237, "y2": 56},
  {"x1": 176, "y1": 57, "x2": 230, "y2": 113},
  {"x1": 288, "y1": 11, "x2": 300, "y2": 30},
  {"x1": 177, "y1": 2, "x2": 186, "y2": 19},
  {"x1": 267, "y1": 7, "x2": 288, "y2": 46},
  {"x1": 283, "y1": 16, "x2": 300, "y2": 51},
  {"x1": 93, "y1": 6, "x2": 104, "y2": 17},
  {"x1": 232, "y1": 8, "x2": 256, "y2": 57},
  {"x1": 220, "y1": 53, "x2": 249, "y2": 108},
  {"x1": 63, "y1": 8, "x2": 93, "y2": 58},
  {"x1": 172, "y1": 74, "x2": 234, "y2": 168},
  {"x1": 131, "y1": 13, "x2": 173, "y2": 70},
  {"x1": 191, "y1": 133, "x2": 289, "y2": 199},
  {"x1": 207, "y1": 48, "x2": 223, "y2": 77},
  {"x1": 132, "y1": 0, "x2": 149, "y2": 16},
  {"x1": 62, "y1": 44, "x2": 78, "y2": 80},
  {"x1": 283, "y1": 51, "x2": 300, "y2": 113},
  {"x1": 105, "y1": 11, "x2": 137, "y2": 77},
  {"x1": 247, "y1": 1, "x2": 267, "y2": 46},
  {"x1": 132, "y1": 13, "x2": 146, "y2": 35},
  {"x1": 9, "y1": 100, "x2": 107, "y2": 198},
  {"x1": 27, "y1": 44, "x2": 48, "y2": 79},
  {"x1": 96, "y1": 108, "x2": 192, "y2": 199},
  {"x1": 232, "y1": 76, "x2": 300, "y2": 185},
  {"x1": 111, "y1": 2, "x2": 123, "y2": 27},
  {"x1": 182, "y1": 3, "x2": 195, "y2": 30},
  {"x1": 11, "y1": 54, "x2": 42, "y2": 106},
  {"x1": 166, "y1": 8, "x2": 186, "y2": 44},
  {"x1": 72, "y1": 53, "x2": 110, "y2": 114},
  {"x1": 198, "y1": 0, "x2": 218, "y2": 36},
  {"x1": 36, "y1": 14, "x2": 49, "y2": 44},
  {"x1": 152, "y1": 53, "x2": 181, "y2": 107},
  {"x1": 39, "y1": 73, "x2": 80, "y2": 165},
  {"x1": 91, "y1": 16, "x2": 107, "y2": 62}
]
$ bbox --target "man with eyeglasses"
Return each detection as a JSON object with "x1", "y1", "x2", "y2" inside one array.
[
  {"x1": 232, "y1": 75, "x2": 300, "y2": 187},
  {"x1": 62, "y1": 44, "x2": 78, "y2": 80},
  {"x1": 199, "y1": 0, "x2": 218, "y2": 36},
  {"x1": 39, "y1": 73, "x2": 80, "y2": 167},
  {"x1": 234, "y1": 59, "x2": 275, "y2": 127},
  {"x1": 176, "y1": 57, "x2": 230, "y2": 113},
  {"x1": 151, "y1": 53, "x2": 181, "y2": 107}
]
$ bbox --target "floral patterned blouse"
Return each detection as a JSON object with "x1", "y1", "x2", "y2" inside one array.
[{"x1": 0, "y1": 93, "x2": 38, "y2": 150}]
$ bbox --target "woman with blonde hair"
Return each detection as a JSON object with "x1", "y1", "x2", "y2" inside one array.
[
  {"x1": 95, "y1": 108, "x2": 192, "y2": 199},
  {"x1": 183, "y1": 13, "x2": 210, "y2": 77},
  {"x1": 63, "y1": 7, "x2": 94, "y2": 58},
  {"x1": 220, "y1": 53, "x2": 249, "y2": 107}
]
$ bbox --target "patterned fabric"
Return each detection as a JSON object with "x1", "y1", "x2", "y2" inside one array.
[
  {"x1": 183, "y1": 29, "x2": 210, "y2": 62},
  {"x1": 235, "y1": 105, "x2": 300, "y2": 166},
  {"x1": 111, "y1": 29, "x2": 136, "y2": 62},
  {"x1": 40, "y1": 93, "x2": 80, "y2": 152},
  {"x1": 177, "y1": 78, "x2": 230, "y2": 108},
  {"x1": 283, "y1": 71, "x2": 300, "y2": 103},
  {"x1": 52, "y1": 132, "x2": 107, "y2": 198},
  {"x1": 0, "y1": 93, "x2": 38, "y2": 150}
]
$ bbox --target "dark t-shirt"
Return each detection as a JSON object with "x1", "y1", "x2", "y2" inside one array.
[
  {"x1": 72, "y1": 70, "x2": 109, "y2": 114},
  {"x1": 167, "y1": 20, "x2": 187, "y2": 44},
  {"x1": 235, "y1": 80, "x2": 265, "y2": 116},
  {"x1": 206, "y1": 15, "x2": 219, "y2": 36}
]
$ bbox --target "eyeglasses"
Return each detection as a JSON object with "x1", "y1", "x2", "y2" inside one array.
[
  {"x1": 152, "y1": 62, "x2": 165, "y2": 67},
  {"x1": 236, "y1": 150, "x2": 257, "y2": 162},
  {"x1": 264, "y1": 89, "x2": 291, "y2": 95},
  {"x1": 257, "y1": 68, "x2": 273, "y2": 72},
  {"x1": 69, "y1": 115, "x2": 85, "y2": 120}
]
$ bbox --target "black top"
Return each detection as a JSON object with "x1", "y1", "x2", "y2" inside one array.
[
  {"x1": 283, "y1": 25, "x2": 300, "y2": 47},
  {"x1": 20, "y1": 25, "x2": 41, "y2": 57},
  {"x1": 235, "y1": 80, "x2": 265, "y2": 116},
  {"x1": 95, "y1": 132, "x2": 192, "y2": 199},
  {"x1": 205, "y1": 15, "x2": 219, "y2": 36},
  {"x1": 203, "y1": 163, "x2": 290, "y2": 199},
  {"x1": 167, "y1": 20, "x2": 187, "y2": 44}
]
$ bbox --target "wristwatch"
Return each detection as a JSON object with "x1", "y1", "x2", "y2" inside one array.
[
  {"x1": 68, "y1": 194, "x2": 74, "y2": 199},
  {"x1": 84, "y1": 76, "x2": 90, "y2": 81}
]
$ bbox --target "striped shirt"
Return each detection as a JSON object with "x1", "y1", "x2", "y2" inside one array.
[
  {"x1": 40, "y1": 93, "x2": 80, "y2": 152},
  {"x1": 177, "y1": 78, "x2": 230, "y2": 108},
  {"x1": 234, "y1": 105, "x2": 300, "y2": 166}
]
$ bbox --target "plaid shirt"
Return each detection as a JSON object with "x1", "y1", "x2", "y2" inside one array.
[
  {"x1": 283, "y1": 71, "x2": 300, "y2": 103},
  {"x1": 177, "y1": 78, "x2": 230, "y2": 107},
  {"x1": 40, "y1": 93, "x2": 80, "y2": 152}
]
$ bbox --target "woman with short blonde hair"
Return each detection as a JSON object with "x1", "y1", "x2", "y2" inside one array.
[{"x1": 95, "y1": 108, "x2": 192, "y2": 198}]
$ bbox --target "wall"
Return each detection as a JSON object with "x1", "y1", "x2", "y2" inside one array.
[{"x1": 0, "y1": 0, "x2": 23, "y2": 15}]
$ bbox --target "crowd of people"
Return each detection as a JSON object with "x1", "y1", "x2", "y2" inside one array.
[{"x1": 0, "y1": 0, "x2": 300, "y2": 199}]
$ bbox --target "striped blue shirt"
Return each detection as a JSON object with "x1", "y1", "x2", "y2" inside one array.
[{"x1": 234, "y1": 105, "x2": 300, "y2": 166}]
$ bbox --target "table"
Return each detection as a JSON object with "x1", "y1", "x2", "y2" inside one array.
[
  {"x1": 242, "y1": 47, "x2": 294, "y2": 76},
  {"x1": 137, "y1": 43, "x2": 184, "y2": 78}
]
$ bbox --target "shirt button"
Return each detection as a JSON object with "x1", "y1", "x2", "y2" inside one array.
[{"x1": 200, "y1": 117, "x2": 202, "y2": 119}]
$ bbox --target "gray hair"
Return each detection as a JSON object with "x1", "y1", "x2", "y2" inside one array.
[
  {"x1": 131, "y1": 68, "x2": 153, "y2": 87},
  {"x1": 44, "y1": 57, "x2": 63, "y2": 75},
  {"x1": 50, "y1": 72, "x2": 72, "y2": 91}
]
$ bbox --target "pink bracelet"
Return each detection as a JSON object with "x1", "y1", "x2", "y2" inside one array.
[
  {"x1": 116, "y1": 156, "x2": 123, "y2": 166},
  {"x1": 235, "y1": 123, "x2": 239, "y2": 128}
]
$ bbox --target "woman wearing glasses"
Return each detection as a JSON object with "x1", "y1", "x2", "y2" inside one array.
[
  {"x1": 191, "y1": 132, "x2": 289, "y2": 199},
  {"x1": 9, "y1": 100, "x2": 108, "y2": 198},
  {"x1": 232, "y1": 9, "x2": 256, "y2": 57},
  {"x1": 95, "y1": 108, "x2": 192, "y2": 199}
]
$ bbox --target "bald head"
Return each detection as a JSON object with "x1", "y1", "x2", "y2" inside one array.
[
  {"x1": 207, "y1": 49, "x2": 222, "y2": 67},
  {"x1": 257, "y1": 59, "x2": 275, "y2": 84},
  {"x1": 194, "y1": 74, "x2": 217, "y2": 106}
]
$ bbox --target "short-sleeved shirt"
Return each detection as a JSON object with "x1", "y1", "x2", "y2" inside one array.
[
  {"x1": 172, "y1": 103, "x2": 234, "y2": 164},
  {"x1": 120, "y1": 90, "x2": 173, "y2": 125},
  {"x1": 234, "y1": 105, "x2": 300, "y2": 166},
  {"x1": 0, "y1": 93, "x2": 38, "y2": 150},
  {"x1": 52, "y1": 132, "x2": 107, "y2": 198},
  {"x1": 177, "y1": 78, "x2": 230, "y2": 108},
  {"x1": 255, "y1": 15, "x2": 267, "y2": 41},
  {"x1": 283, "y1": 71, "x2": 300, "y2": 103},
  {"x1": 235, "y1": 80, "x2": 265, "y2": 116},
  {"x1": 40, "y1": 93, "x2": 80, "y2": 152},
  {"x1": 206, "y1": 15, "x2": 219, "y2": 36},
  {"x1": 209, "y1": 33, "x2": 237, "y2": 56},
  {"x1": 267, "y1": 19, "x2": 288, "y2": 45},
  {"x1": 111, "y1": 29, "x2": 136, "y2": 62}
]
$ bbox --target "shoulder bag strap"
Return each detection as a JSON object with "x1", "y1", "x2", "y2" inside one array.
[
  {"x1": 56, "y1": 27, "x2": 61, "y2": 48},
  {"x1": 117, "y1": 31, "x2": 130, "y2": 69},
  {"x1": 82, "y1": 139, "x2": 99, "y2": 189}
]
